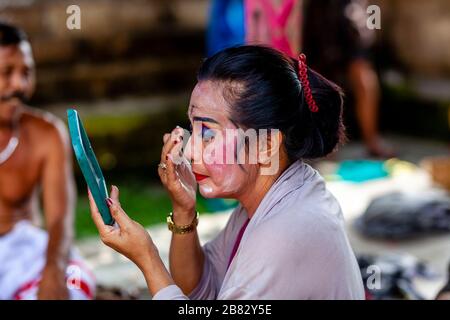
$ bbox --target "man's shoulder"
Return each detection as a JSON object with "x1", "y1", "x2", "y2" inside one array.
[
  {"x1": 21, "y1": 107, "x2": 69, "y2": 151},
  {"x1": 22, "y1": 107, "x2": 67, "y2": 138}
]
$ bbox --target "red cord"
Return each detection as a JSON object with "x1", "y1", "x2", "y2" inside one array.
[{"x1": 298, "y1": 53, "x2": 319, "y2": 113}]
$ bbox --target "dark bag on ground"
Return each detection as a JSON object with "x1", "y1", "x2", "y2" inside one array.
[
  {"x1": 355, "y1": 190, "x2": 450, "y2": 239},
  {"x1": 357, "y1": 253, "x2": 437, "y2": 300}
]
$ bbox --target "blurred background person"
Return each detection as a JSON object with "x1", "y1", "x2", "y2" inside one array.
[
  {"x1": 206, "y1": 0, "x2": 245, "y2": 56},
  {"x1": 0, "y1": 21, "x2": 94, "y2": 300},
  {"x1": 302, "y1": 0, "x2": 393, "y2": 158},
  {"x1": 245, "y1": 0, "x2": 301, "y2": 57},
  {"x1": 208, "y1": 0, "x2": 301, "y2": 57},
  {"x1": 215, "y1": 0, "x2": 393, "y2": 157}
]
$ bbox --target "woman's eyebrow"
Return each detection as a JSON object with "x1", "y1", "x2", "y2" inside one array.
[{"x1": 192, "y1": 116, "x2": 219, "y2": 124}]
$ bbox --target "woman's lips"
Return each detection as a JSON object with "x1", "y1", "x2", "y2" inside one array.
[{"x1": 193, "y1": 172, "x2": 208, "y2": 182}]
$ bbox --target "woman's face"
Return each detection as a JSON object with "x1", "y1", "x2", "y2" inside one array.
[{"x1": 184, "y1": 80, "x2": 258, "y2": 199}]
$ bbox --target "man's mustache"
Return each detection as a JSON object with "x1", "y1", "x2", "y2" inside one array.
[{"x1": 0, "y1": 91, "x2": 27, "y2": 103}]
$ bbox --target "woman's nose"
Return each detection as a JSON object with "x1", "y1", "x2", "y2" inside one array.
[{"x1": 183, "y1": 133, "x2": 202, "y2": 164}]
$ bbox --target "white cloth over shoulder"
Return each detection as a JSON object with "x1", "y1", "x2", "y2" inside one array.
[
  {"x1": 153, "y1": 160, "x2": 365, "y2": 300},
  {"x1": 0, "y1": 220, "x2": 95, "y2": 300}
]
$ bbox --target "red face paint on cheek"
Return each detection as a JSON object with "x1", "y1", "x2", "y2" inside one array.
[
  {"x1": 202, "y1": 162, "x2": 247, "y2": 196},
  {"x1": 199, "y1": 127, "x2": 249, "y2": 196}
]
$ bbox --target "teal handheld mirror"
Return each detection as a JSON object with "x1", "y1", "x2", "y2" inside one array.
[{"x1": 67, "y1": 109, "x2": 114, "y2": 225}]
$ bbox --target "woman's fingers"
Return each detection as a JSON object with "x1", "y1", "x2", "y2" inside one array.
[
  {"x1": 158, "y1": 138, "x2": 177, "y2": 182},
  {"x1": 158, "y1": 165, "x2": 168, "y2": 185},
  {"x1": 159, "y1": 127, "x2": 185, "y2": 186},
  {"x1": 108, "y1": 199, "x2": 132, "y2": 230},
  {"x1": 165, "y1": 155, "x2": 178, "y2": 190},
  {"x1": 110, "y1": 185, "x2": 120, "y2": 203},
  {"x1": 87, "y1": 188, "x2": 108, "y2": 234},
  {"x1": 160, "y1": 127, "x2": 183, "y2": 165},
  {"x1": 163, "y1": 133, "x2": 170, "y2": 144},
  {"x1": 107, "y1": 185, "x2": 132, "y2": 230},
  {"x1": 160, "y1": 132, "x2": 176, "y2": 163}
]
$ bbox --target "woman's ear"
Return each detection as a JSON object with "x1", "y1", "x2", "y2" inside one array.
[{"x1": 258, "y1": 129, "x2": 283, "y2": 165}]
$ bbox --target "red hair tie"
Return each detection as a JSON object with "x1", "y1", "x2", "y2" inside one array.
[{"x1": 298, "y1": 53, "x2": 319, "y2": 113}]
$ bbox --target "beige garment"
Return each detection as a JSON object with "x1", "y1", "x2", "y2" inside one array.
[{"x1": 154, "y1": 160, "x2": 365, "y2": 300}]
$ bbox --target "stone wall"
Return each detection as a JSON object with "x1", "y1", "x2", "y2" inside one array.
[
  {"x1": 0, "y1": 0, "x2": 209, "y2": 104},
  {"x1": 1, "y1": 0, "x2": 449, "y2": 105}
]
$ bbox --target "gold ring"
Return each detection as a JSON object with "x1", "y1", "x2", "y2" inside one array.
[{"x1": 158, "y1": 162, "x2": 167, "y2": 170}]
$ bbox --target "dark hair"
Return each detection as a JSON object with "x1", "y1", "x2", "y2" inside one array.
[
  {"x1": 0, "y1": 21, "x2": 28, "y2": 47},
  {"x1": 197, "y1": 45, "x2": 346, "y2": 161}
]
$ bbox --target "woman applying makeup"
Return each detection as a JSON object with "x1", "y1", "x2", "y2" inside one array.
[{"x1": 88, "y1": 45, "x2": 365, "y2": 299}]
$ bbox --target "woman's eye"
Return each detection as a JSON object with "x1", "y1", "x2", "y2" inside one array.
[{"x1": 201, "y1": 125, "x2": 215, "y2": 142}]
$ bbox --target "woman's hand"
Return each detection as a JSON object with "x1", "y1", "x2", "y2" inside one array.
[
  {"x1": 88, "y1": 186, "x2": 175, "y2": 295},
  {"x1": 158, "y1": 127, "x2": 197, "y2": 218},
  {"x1": 88, "y1": 186, "x2": 157, "y2": 271}
]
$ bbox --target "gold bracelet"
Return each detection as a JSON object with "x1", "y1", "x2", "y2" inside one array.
[{"x1": 167, "y1": 211, "x2": 199, "y2": 234}]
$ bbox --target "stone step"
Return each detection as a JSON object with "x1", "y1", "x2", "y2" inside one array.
[{"x1": 32, "y1": 53, "x2": 202, "y2": 104}]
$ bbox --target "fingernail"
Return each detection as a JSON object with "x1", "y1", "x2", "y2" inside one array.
[{"x1": 106, "y1": 198, "x2": 113, "y2": 207}]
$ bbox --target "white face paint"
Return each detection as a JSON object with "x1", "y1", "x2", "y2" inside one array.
[
  {"x1": 200, "y1": 184, "x2": 213, "y2": 194},
  {"x1": 195, "y1": 162, "x2": 249, "y2": 198},
  {"x1": 186, "y1": 81, "x2": 258, "y2": 199},
  {"x1": 181, "y1": 77, "x2": 287, "y2": 212}
]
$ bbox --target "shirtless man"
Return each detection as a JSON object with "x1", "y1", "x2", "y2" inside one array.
[{"x1": 0, "y1": 22, "x2": 94, "y2": 300}]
